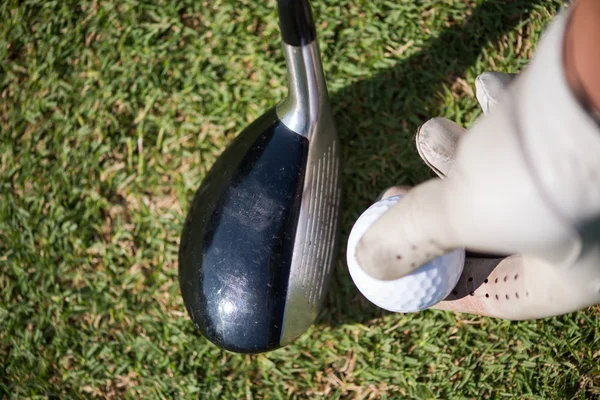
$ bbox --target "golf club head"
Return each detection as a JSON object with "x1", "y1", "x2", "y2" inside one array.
[{"x1": 178, "y1": 0, "x2": 341, "y2": 353}]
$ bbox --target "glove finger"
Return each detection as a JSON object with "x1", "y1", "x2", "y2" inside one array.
[
  {"x1": 416, "y1": 73, "x2": 515, "y2": 179},
  {"x1": 475, "y1": 72, "x2": 516, "y2": 114},
  {"x1": 416, "y1": 117, "x2": 466, "y2": 178}
]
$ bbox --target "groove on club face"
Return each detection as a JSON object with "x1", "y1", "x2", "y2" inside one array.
[{"x1": 281, "y1": 138, "x2": 341, "y2": 343}]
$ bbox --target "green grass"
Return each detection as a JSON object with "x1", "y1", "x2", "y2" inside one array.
[{"x1": 2, "y1": 0, "x2": 599, "y2": 398}]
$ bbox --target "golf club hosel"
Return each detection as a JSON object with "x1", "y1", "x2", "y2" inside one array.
[
  {"x1": 276, "y1": 0, "x2": 329, "y2": 139},
  {"x1": 277, "y1": 42, "x2": 329, "y2": 139}
]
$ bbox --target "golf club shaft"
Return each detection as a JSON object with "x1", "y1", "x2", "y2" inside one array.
[{"x1": 277, "y1": 0, "x2": 316, "y2": 46}]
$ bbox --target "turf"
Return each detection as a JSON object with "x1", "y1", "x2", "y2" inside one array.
[{"x1": 2, "y1": 0, "x2": 599, "y2": 398}]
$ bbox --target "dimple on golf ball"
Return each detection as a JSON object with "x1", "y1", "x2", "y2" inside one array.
[{"x1": 346, "y1": 195, "x2": 465, "y2": 313}]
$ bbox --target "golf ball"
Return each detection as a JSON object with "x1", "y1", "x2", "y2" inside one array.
[{"x1": 346, "y1": 195, "x2": 465, "y2": 312}]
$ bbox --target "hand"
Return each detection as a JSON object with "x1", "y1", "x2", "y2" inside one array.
[
  {"x1": 352, "y1": 10, "x2": 600, "y2": 319},
  {"x1": 379, "y1": 72, "x2": 539, "y2": 318}
]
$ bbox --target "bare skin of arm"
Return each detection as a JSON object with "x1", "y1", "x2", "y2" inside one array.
[{"x1": 564, "y1": 0, "x2": 600, "y2": 115}]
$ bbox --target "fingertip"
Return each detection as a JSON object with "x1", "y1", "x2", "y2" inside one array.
[
  {"x1": 354, "y1": 222, "x2": 398, "y2": 281},
  {"x1": 475, "y1": 72, "x2": 515, "y2": 114},
  {"x1": 416, "y1": 117, "x2": 466, "y2": 178},
  {"x1": 354, "y1": 233, "x2": 383, "y2": 279},
  {"x1": 349, "y1": 196, "x2": 409, "y2": 282}
]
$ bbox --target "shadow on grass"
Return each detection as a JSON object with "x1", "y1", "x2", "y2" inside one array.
[{"x1": 319, "y1": 0, "x2": 548, "y2": 328}]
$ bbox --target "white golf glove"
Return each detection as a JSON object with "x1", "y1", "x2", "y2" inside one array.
[{"x1": 353, "y1": 9, "x2": 600, "y2": 320}]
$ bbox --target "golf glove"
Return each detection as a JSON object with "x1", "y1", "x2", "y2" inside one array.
[{"x1": 354, "y1": 9, "x2": 600, "y2": 319}]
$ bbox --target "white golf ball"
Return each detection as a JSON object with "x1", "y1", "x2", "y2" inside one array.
[{"x1": 346, "y1": 195, "x2": 465, "y2": 313}]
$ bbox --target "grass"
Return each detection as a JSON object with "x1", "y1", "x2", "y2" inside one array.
[{"x1": 2, "y1": 0, "x2": 599, "y2": 398}]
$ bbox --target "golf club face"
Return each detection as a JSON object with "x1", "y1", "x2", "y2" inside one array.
[{"x1": 178, "y1": 0, "x2": 341, "y2": 353}]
